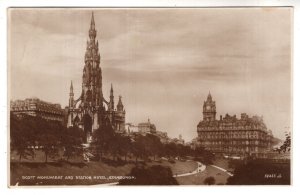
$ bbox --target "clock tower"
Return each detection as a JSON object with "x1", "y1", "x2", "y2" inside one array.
[{"x1": 203, "y1": 92, "x2": 216, "y2": 121}]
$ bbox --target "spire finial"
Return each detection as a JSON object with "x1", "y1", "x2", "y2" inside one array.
[
  {"x1": 91, "y1": 11, "x2": 95, "y2": 26},
  {"x1": 110, "y1": 83, "x2": 114, "y2": 97},
  {"x1": 70, "y1": 80, "x2": 74, "y2": 96},
  {"x1": 88, "y1": 12, "x2": 96, "y2": 40},
  {"x1": 207, "y1": 91, "x2": 212, "y2": 101}
]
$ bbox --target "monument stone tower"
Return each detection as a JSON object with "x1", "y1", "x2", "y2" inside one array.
[{"x1": 66, "y1": 12, "x2": 126, "y2": 143}]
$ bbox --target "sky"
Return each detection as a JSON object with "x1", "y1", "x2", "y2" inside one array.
[{"x1": 9, "y1": 8, "x2": 292, "y2": 141}]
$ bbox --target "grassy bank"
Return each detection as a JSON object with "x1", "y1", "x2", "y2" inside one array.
[
  {"x1": 176, "y1": 165, "x2": 230, "y2": 185},
  {"x1": 149, "y1": 160, "x2": 198, "y2": 175},
  {"x1": 10, "y1": 159, "x2": 198, "y2": 186},
  {"x1": 10, "y1": 161, "x2": 135, "y2": 186}
]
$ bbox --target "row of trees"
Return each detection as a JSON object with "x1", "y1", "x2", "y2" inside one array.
[
  {"x1": 91, "y1": 119, "x2": 214, "y2": 164},
  {"x1": 10, "y1": 113, "x2": 214, "y2": 164},
  {"x1": 10, "y1": 114, "x2": 84, "y2": 162}
]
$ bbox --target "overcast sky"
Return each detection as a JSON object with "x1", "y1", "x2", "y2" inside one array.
[{"x1": 9, "y1": 8, "x2": 292, "y2": 141}]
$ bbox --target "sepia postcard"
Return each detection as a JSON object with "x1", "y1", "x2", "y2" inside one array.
[{"x1": 8, "y1": 7, "x2": 292, "y2": 186}]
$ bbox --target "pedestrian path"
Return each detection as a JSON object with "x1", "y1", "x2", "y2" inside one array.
[
  {"x1": 96, "y1": 161, "x2": 205, "y2": 185},
  {"x1": 210, "y1": 165, "x2": 233, "y2": 176},
  {"x1": 173, "y1": 162, "x2": 206, "y2": 177},
  {"x1": 96, "y1": 182, "x2": 119, "y2": 186}
]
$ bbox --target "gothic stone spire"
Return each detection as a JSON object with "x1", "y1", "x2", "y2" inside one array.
[
  {"x1": 110, "y1": 83, "x2": 114, "y2": 95},
  {"x1": 91, "y1": 12, "x2": 95, "y2": 26},
  {"x1": 70, "y1": 80, "x2": 74, "y2": 96},
  {"x1": 117, "y1": 95, "x2": 124, "y2": 111},
  {"x1": 89, "y1": 12, "x2": 96, "y2": 39},
  {"x1": 85, "y1": 12, "x2": 100, "y2": 64},
  {"x1": 109, "y1": 83, "x2": 114, "y2": 111},
  {"x1": 81, "y1": 12, "x2": 103, "y2": 108},
  {"x1": 69, "y1": 80, "x2": 74, "y2": 108}
]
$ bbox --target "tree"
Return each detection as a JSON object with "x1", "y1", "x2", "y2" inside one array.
[
  {"x1": 274, "y1": 132, "x2": 291, "y2": 154},
  {"x1": 204, "y1": 176, "x2": 216, "y2": 185},
  {"x1": 118, "y1": 135, "x2": 132, "y2": 161},
  {"x1": 92, "y1": 117, "x2": 115, "y2": 161},
  {"x1": 183, "y1": 145, "x2": 193, "y2": 157},
  {"x1": 194, "y1": 146, "x2": 205, "y2": 158},
  {"x1": 134, "y1": 134, "x2": 162, "y2": 161},
  {"x1": 36, "y1": 119, "x2": 62, "y2": 163},
  {"x1": 280, "y1": 132, "x2": 291, "y2": 153},
  {"x1": 164, "y1": 142, "x2": 177, "y2": 158},
  {"x1": 131, "y1": 137, "x2": 144, "y2": 163},
  {"x1": 10, "y1": 114, "x2": 35, "y2": 162},
  {"x1": 145, "y1": 134, "x2": 162, "y2": 160},
  {"x1": 109, "y1": 133, "x2": 123, "y2": 161},
  {"x1": 194, "y1": 146, "x2": 215, "y2": 165},
  {"x1": 61, "y1": 126, "x2": 84, "y2": 161}
]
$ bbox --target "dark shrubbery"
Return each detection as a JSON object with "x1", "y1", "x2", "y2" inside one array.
[
  {"x1": 227, "y1": 160, "x2": 290, "y2": 185},
  {"x1": 203, "y1": 176, "x2": 216, "y2": 185},
  {"x1": 119, "y1": 165, "x2": 178, "y2": 185}
]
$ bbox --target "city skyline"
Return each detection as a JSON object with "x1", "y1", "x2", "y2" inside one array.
[{"x1": 9, "y1": 8, "x2": 292, "y2": 141}]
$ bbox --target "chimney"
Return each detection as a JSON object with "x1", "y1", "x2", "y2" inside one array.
[{"x1": 220, "y1": 115, "x2": 223, "y2": 121}]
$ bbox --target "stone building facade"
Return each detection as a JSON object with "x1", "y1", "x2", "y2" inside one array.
[
  {"x1": 138, "y1": 119, "x2": 157, "y2": 134},
  {"x1": 125, "y1": 123, "x2": 139, "y2": 133},
  {"x1": 197, "y1": 93, "x2": 274, "y2": 157},
  {"x1": 10, "y1": 98, "x2": 64, "y2": 122},
  {"x1": 126, "y1": 121, "x2": 170, "y2": 143},
  {"x1": 66, "y1": 13, "x2": 125, "y2": 142}
]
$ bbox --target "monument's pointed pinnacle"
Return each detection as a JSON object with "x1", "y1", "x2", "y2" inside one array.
[
  {"x1": 110, "y1": 83, "x2": 114, "y2": 95},
  {"x1": 91, "y1": 12, "x2": 95, "y2": 26},
  {"x1": 207, "y1": 91, "x2": 212, "y2": 101}
]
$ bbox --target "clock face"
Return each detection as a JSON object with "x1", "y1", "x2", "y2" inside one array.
[{"x1": 206, "y1": 105, "x2": 211, "y2": 110}]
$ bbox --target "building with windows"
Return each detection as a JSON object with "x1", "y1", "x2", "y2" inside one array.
[
  {"x1": 138, "y1": 119, "x2": 157, "y2": 134},
  {"x1": 197, "y1": 93, "x2": 274, "y2": 157},
  {"x1": 125, "y1": 123, "x2": 139, "y2": 133},
  {"x1": 126, "y1": 121, "x2": 170, "y2": 143},
  {"x1": 10, "y1": 98, "x2": 64, "y2": 122}
]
